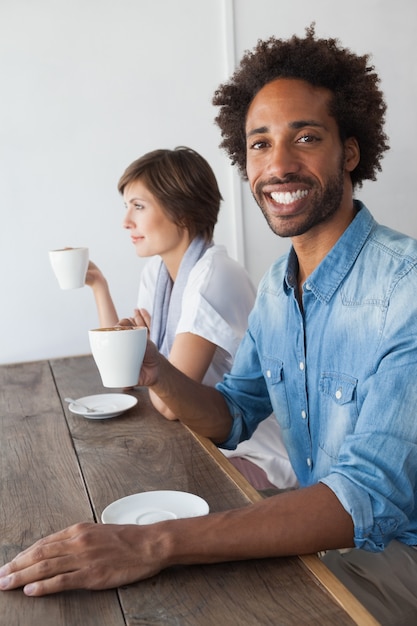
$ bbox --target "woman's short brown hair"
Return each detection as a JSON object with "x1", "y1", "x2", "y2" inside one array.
[{"x1": 117, "y1": 146, "x2": 222, "y2": 241}]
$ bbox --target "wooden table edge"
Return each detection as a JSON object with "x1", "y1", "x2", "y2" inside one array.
[
  {"x1": 299, "y1": 554, "x2": 379, "y2": 626},
  {"x1": 188, "y1": 429, "x2": 380, "y2": 626}
]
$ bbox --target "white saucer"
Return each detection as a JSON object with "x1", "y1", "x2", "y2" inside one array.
[
  {"x1": 68, "y1": 393, "x2": 137, "y2": 419},
  {"x1": 101, "y1": 490, "x2": 210, "y2": 525}
]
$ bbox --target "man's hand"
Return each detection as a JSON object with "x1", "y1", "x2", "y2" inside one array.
[{"x1": 0, "y1": 522, "x2": 165, "y2": 596}]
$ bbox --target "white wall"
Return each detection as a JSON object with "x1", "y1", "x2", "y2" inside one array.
[
  {"x1": 0, "y1": 0, "x2": 235, "y2": 364},
  {"x1": 1, "y1": 0, "x2": 416, "y2": 364}
]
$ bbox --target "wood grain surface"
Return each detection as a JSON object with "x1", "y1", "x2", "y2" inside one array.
[{"x1": 0, "y1": 355, "x2": 376, "y2": 625}]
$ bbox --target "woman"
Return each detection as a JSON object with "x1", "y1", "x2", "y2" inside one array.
[{"x1": 87, "y1": 146, "x2": 297, "y2": 491}]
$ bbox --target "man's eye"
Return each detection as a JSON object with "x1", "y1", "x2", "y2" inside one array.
[
  {"x1": 250, "y1": 140, "x2": 267, "y2": 150},
  {"x1": 298, "y1": 134, "x2": 318, "y2": 144}
]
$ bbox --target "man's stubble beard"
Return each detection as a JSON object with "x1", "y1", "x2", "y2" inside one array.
[{"x1": 253, "y1": 159, "x2": 345, "y2": 239}]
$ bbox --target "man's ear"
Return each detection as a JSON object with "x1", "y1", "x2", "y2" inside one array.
[{"x1": 344, "y1": 137, "x2": 360, "y2": 173}]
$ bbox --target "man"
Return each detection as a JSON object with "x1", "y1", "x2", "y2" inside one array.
[{"x1": 1, "y1": 25, "x2": 417, "y2": 625}]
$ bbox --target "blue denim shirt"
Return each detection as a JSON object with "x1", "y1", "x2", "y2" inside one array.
[{"x1": 217, "y1": 202, "x2": 417, "y2": 552}]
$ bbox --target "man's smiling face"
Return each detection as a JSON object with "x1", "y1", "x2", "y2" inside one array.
[{"x1": 245, "y1": 77, "x2": 355, "y2": 240}]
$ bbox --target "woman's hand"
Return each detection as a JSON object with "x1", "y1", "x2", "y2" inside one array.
[
  {"x1": 134, "y1": 308, "x2": 151, "y2": 332},
  {"x1": 117, "y1": 308, "x2": 151, "y2": 332},
  {"x1": 85, "y1": 260, "x2": 106, "y2": 289}
]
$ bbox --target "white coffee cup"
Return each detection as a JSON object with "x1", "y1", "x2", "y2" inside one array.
[
  {"x1": 89, "y1": 326, "x2": 147, "y2": 388},
  {"x1": 49, "y1": 247, "x2": 89, "y2": 290}
]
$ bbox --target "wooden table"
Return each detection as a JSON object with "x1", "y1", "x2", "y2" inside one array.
[{"x1": 0, "y1": 355, "x2": 378, "y2": 625}]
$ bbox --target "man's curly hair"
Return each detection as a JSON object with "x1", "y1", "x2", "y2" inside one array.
[{"x1": 213, "y1": 25, "x2": 389, "y2": 188}]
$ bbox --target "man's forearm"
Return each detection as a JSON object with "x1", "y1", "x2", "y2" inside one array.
[
  {"x1": 158, "y1": 482, "x2": 354, "y2": 568},
  {"x1": 150, "y1": 354, "x2": 233, "y2": 442}
]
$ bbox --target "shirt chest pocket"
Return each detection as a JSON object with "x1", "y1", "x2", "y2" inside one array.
[
  {"x1": 262, "y1": 357, "x2": 291, "y2": 429},
  {"x1": 318, "y1": 372, "x2": 358, "y2": 459},
  {"x1": 320, "y1": 373, "x2": 357, "y2": 405}
]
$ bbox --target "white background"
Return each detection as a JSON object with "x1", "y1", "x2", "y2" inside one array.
[{"x1": 1, "y1": 0, "x2": 416, "y2": 364}]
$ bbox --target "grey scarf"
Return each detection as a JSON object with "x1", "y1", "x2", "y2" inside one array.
[{"x1": 150, "y1": 236, "x2": 212, "y2": 356}]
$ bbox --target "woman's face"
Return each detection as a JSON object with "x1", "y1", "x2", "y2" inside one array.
[{"x1": 122, "y1": 179, "x2": 191, "y2": 262}]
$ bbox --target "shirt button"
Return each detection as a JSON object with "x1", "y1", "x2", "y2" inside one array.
[
  {"x1": 266, "y1": 369, "x2": 271, "y2": 378},
  {"x1": 306, "y1": 457, "x2": 312, "y2": 467},
  {"x1": 299, "y1": 362, "x2": 305, "y2": 371},
  {"x1": 335, "y1": 388, "x2": 342, "y2": 400},
  {"x1": 305, "y1": 283, "x2": 311, "y2": 291},
  {"x1": 301, "y1": 410, "x2": 307, "y2": 419}
]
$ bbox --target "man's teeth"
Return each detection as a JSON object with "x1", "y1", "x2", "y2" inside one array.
[{"x1": 270, "y1": 190, "x2": 308, "y2": 204}]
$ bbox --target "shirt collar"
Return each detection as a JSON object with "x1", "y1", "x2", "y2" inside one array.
[{"x1": 284, "y1": 201, "x2": 376, "y2": 302}]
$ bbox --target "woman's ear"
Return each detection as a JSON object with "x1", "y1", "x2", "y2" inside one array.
[{"x1": 344, "y1": 137, "x2": 360, "y2": 173}]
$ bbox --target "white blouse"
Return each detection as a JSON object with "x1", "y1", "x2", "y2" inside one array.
[{"x1": 138, "y1": 245, "x2": 256, "y2": 386}]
